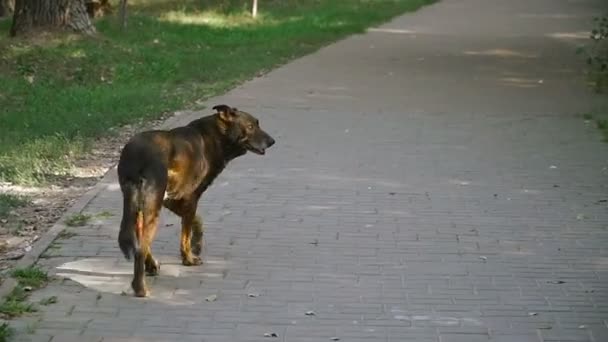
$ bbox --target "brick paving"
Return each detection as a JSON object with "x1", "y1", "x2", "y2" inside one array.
[{"x1": 10, "y1": 0, "x2": 608, "y2": 341}]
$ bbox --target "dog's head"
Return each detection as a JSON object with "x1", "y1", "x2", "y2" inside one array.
[{"x1": 213, "y1": 104, "x2": 275, "y2": 155}]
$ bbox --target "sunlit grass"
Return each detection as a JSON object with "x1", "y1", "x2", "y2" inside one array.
[{"x1": 159, "y1": 10, "x2": 270, "y2": 27}]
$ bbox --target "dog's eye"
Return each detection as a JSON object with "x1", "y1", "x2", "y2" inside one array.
[{"x1": 247, "y1": 124, "x2": 254, "y2": 130}]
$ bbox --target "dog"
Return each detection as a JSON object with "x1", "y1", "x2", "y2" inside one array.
[{"x1": 117, "y1": 105, "x2": 275, "y2": 297}]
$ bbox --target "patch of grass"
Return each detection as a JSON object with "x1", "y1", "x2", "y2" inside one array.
[
  {"x1": 65, "y1": 213, "x2": 91, "y2": 227},
  {"x1": 39, "y1": 296, "x2": 58, "y2": 306},
  {"x1": 0, "y1": 322, "x2": 14, "y2": 342},
  {"x1": 57, "y1": 229, "x2": 77, "y2": 239},
  {"x1": 25, "y1": 322, "x2": 37, "y2": 334},
  {"x1": 0, "y1": 287, "x2": 37, "y2": 318},
  {"x1": 95, "y1": 210, "x2": 114, "y2": 218},
  {"x1": 10, "y1": 267, "x2": 48, "y2": 289},
  {"x1": 0, "y1": 267, "x2": 49, "y2": 319},
  {"x1": 582, "y1": 110, "x2": 608, "y2": 142},
  {"x1": 0, "y1": 0, "x2": 435, "y2": 185},
  {"x1": 0, "y1": 194, "x2": 28, "y2": 219}
]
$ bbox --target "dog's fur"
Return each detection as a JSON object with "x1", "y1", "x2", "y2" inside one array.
[{"x1": 117, "y1": 105, "x2": 275, "y2": 297}]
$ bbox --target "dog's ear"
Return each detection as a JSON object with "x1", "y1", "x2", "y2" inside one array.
[{"x1": 213, "y1": 104, "x2": 235, "y2": 122}]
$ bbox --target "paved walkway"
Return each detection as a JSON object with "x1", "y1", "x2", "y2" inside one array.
[{"x1": 12, "y1": 0, "x2": 608, "y2": 341}]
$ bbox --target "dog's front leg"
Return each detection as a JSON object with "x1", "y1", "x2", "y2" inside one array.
[
  {"x1": 180, "y1": 211, "x2": 203, "y2": 266},
  {"x1": 163, "y1": 197, "x2": 203, "y2": 265}
]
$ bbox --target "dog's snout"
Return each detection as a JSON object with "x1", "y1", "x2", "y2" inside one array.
[{"x1": 267, "y1": 136, "x2": 275, "y2": 148}]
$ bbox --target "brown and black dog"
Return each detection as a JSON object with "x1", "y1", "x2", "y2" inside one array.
[{"x1": 117, "y1": 105, "x2": 275, "y2": 297}]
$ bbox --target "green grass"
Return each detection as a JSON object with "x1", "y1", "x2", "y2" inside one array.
[
  {"x1": 0, "y1": 267, "x2": 49, "y2": 320},
  {"x1": 0, "y1": 194, "x2": 28, "y2": 219},
  {"x1": 0, "y1": 0, "x2": 434, "y2": 185},
  {"x1": 0, "y1": 287, "x2": 37, "y2": 318},
  {"x1": 64, "y1": 213, "x2": 92, "y2": 227},
  {"x1": 583, "y1": 110, "x2": 608, "y2": 142},
  {"x1": 10, "y1": 267, "x2": 48, "y2": 289},
  {"x1": 39, "y1": 296, "x2": 58, "y2": 306},
  {"x1": 0, "y1": 322, "x2": 14, "y2": 342}
]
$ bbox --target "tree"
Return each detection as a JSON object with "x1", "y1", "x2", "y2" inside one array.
[
  {"x1": 10, "y1": 0, "x2": 95, "y2": 37},
  {"x1": 0, "y1": 0, "x2": 14, "y2": 17},
  {"x1": 119, "y1": 0, "x2": 127, "y2": 29},
  {"x1": 251, "y1": 0, "x2": 257, "y2": 18}
]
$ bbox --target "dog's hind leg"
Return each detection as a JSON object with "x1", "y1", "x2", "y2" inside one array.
[
  {"x1": 132, "y1": 181, "x2": 164, "y2": 297},
  {"x1": 191, "y1": 215, "x2": 204, "y2": 256}
]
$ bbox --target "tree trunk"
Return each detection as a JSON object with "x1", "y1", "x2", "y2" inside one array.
[
  {"x1": 118, "y1": 0, "x2": 127, "y2": 29},
  {"x1": 251, "y1": 0, "x2": 257, "y2": 18},
  {"x1": 10, "y1": 0, "x2": 95, "y2": 37},
  {"x1": 0, "y1": 0, "x2": 15, "y2": 17}
]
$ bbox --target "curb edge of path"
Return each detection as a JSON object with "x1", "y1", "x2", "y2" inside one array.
[{"x1": 0, "y1": 166, "x2": 116, "y2": 299}]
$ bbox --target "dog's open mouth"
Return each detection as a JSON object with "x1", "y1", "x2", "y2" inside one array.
[{"x1": 247, "y1": 145, "x2": 265, "y2": 155}]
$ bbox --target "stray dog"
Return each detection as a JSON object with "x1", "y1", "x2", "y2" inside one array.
[{"x1": 117, "y1": 105, "x2": 275, "y2": 297}]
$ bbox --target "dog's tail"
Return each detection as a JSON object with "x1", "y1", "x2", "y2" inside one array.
[{"x1": 118, "y1": 180, "x2": 144, "y2": 260}]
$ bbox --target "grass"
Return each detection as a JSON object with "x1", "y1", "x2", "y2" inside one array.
[
  {"x1": 0, "y1": 267, "x2": 49, "y2": 320},
  {"x1": 0, "y1": 323, "x2": 14, "y2": 342},
  {"x1": 10, "y1": 267, "x2": 48, "y2": 289},
  {"x1": 0, "y1": 194, "x2": 28, "y2": 219},
  {"x1": 0, "y1": 287, "x2": 37, "y2": 318},
  {"x1": 64, "y1": 213, "x2": 91, "y2": 227},
  {"x1": 583, "y1": 110, "x2": 608, "y2": 142},
  {"x1": 57, "y1": 230, "x2": 77, "y2": 239},
  {"x1": 0, "y1": 0, "x2": 435, "y2": 185},
  {"x1": 39, "y1": 296, "x2": 58, "y2": 306}
]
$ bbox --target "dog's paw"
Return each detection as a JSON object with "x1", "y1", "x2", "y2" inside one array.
[
  {"x1": 145, "y1": 258, "x2": 160, "y2": 276},
  {"x1": 191, "y1": 238, "x2": 204, "y2": 256},
  {"x1": 182, "y1": 255, "x2": 202, "y2": 266},
  {"x1": 132, "y1": 281, "x2": 150, "y2": 298}
]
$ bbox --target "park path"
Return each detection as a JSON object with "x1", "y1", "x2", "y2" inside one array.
[{"x1": 11, "y1": 0, "x2": 608, "y2": 341}]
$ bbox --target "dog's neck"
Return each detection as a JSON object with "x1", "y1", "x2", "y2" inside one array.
[{"x1": 189, "y1": 115, "x2": 247, "y2": 165}]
